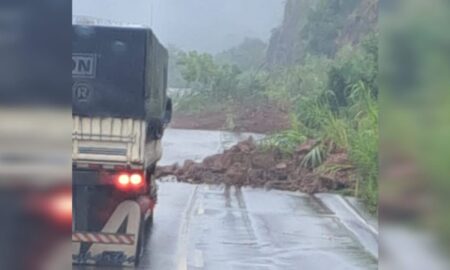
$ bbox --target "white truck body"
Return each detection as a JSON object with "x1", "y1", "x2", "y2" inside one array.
[
  {"x1": 72, "y1": 23, "x2": 169, "y2": 267},
  {"x1": 72, "y1": 116, "x2": 162, "y2": 168}
]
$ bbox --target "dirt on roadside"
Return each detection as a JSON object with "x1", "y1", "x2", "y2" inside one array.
[
  {"x1": 170, "y1": 103, "x2": 291, "y2": 134},
  {"x1": 156, "y1": 138, "x2": 355, "y2": 194}
]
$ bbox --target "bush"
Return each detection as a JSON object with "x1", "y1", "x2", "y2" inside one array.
[
  {"x1": 264, "y1": 37, "x2": 379, "y2": 213},
  {"x1": 261, "y1": 114, "x2": 306, "y2": 155}
]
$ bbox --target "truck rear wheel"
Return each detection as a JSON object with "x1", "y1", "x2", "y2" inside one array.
[{"x1": 145, "y1": 210, "x2": 153, "y2": 233}]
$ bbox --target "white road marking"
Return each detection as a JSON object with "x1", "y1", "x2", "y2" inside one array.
[
  {"x1": 337, "y1": 195, "x2": 378, "y2": 236},
  {"x1": 177, "y1": 186, "x2": 198, "y2": 270}
]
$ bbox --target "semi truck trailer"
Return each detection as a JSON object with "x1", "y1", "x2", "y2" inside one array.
[{"x1": 72, "y1": 23, "x2": 172, "y2": 266}]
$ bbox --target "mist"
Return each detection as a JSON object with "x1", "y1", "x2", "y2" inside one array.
[{"x1": 73, "y1": 0, "x2": 284, "y2": 53}]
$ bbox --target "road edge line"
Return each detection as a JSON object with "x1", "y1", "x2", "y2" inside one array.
[
  {"x1": 314, "y1": 193, "x2": 379, "y2": 259},
  {"x1": 176, "y1": 185, "x2": 198, "y2": 270}
]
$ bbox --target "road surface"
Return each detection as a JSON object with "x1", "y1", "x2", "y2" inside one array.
[{"x1": 74, "y1": 129, "x2": 378, "y2": 270}]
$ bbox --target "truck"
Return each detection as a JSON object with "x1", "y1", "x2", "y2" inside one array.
[{"x1": 72, "y1": 23, "x2": 172, "y2": 266}]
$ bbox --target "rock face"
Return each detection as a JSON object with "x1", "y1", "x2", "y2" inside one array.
[
  {"x1": 156, "y1": 138, "x2": 355, "y2": 194},
  {"x1": 266, "y1": 0, "x2": 378, "y2": 68},
  {"x1": 336, "y1": 0, "x2": 379, "y2": 48},
  {"x1": 266, "y1": 0, "x2": 317, "y2": 67}
]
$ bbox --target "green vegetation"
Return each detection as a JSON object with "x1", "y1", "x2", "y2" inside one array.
[
  {"x1": 171, "y1": 0, "x2": 379, "y2": 212},
  {"x1": 216, "y1": 38, "x2": 267, "y2": 71},
  {"x1": 265, "y1": 0, "x2": 378, "y2": 212},
  {"x1": 262, "y1": 35, "x2": 378, "y2": 212},
  {"x1": 382, "y1": 0, "x2": 450, "y2": 249},
  {"x1": 261, "y1": 124, "x2": 307, "y2": 155},
  {"x1": 302, "y1": 0, "x2": 361, "y2": 57},
  {"x1": 169, "y1": 40, "x2": 268, "y2": 113}
]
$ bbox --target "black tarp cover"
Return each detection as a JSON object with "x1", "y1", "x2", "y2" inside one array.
[{"x1": 73, "y1": 25, "x2": 165, "y2": 119}]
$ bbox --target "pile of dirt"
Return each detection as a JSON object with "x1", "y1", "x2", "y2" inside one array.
[
  {"x1": 170, "y1": 103, "x2": 291, "y2": 134},
  {"x1": 156, "y1": 138, "x2": 355, "y2": 194}
]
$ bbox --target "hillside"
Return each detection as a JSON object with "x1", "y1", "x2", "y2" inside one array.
[{"x1": 266, "y1": 0, "x2": 378, "y2": 67}]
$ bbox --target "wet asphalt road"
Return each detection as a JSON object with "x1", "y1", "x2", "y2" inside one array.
[{"x1": 74, "y1": 129, "x2": 377, "y2": 270}]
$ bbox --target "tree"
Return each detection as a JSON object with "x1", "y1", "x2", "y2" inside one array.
[
  {"x1": 177, "y1": 51, "x2": 242, "y2": 101},
  {"x1": 216, "y1": 38, "x2": 267, "y2": 71}
]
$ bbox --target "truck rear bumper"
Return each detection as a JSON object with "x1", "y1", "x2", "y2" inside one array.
[
  {"x1": 72, "y1": 200, "x2": 143, "y2": 266},
  {"x1": 72, "y1": 168, "x2": 156, "y2": 266}
]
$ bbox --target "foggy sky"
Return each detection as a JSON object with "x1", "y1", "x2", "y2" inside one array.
[{"x1": 73, "y1": 0, "x2": 284, "y2": 53}]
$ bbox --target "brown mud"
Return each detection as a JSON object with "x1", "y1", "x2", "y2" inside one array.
[
  {"x1": 156, "y1": 138, "x2": 355, "y2": 194},
  {"x1": 170, "y1": 103, "x2": 291, "y2": 134}
]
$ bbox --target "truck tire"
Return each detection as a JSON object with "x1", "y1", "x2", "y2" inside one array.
[
  {"x1": 163, "y1": 98, "x2": 172, "y2": 128},
  {"x1": 145, "y1": 211, "x2": 153, "y2": 233},
  {"x1": 147, "y1": 119, "x2": 164, "y2": 140}
]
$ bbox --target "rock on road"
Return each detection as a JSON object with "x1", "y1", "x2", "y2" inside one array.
[{"x1": 74, "y1": 129, "x2": 378, "y2": 270}]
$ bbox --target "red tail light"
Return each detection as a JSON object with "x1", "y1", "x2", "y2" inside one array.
[
  {"x1": 118, "y1": 174, "x2": 130, "y2": 186},
  {"x1": 130, "y1": 174, "x2": 143, "y2": 186},
  {"x1": 115, "y1": 172, "x2": 144, "y2": 190}
]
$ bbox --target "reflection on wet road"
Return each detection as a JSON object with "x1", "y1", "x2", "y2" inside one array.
[
  {"x1": 74, "y1": 129, "x2": 377, "y2": 270},
  {"x1": 135, "y1": 183, "x2": 377, "y2": 270}
]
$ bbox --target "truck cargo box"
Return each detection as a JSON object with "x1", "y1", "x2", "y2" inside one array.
[{"x1": 72, "y1": 25, "x2": 168, "y2": 121}]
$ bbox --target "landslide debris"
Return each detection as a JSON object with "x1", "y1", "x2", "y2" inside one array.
[
  {"x1": 156, "y1": 138, "x2": 355, "y2": 194},
  {"x1": 170, "y1": 102, "x2": 291, "y2": 134}
]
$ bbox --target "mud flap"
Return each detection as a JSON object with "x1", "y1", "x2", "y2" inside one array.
[{"x1": 72, "y1": 200, "x2": 142, "y2": 266}]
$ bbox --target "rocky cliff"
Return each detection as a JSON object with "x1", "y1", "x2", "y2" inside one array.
[{"x1": 266, "y1": 0, "x2": 378, "y2": 68}]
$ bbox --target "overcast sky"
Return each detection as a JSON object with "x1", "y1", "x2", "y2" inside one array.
[{"x1": 73, "y1": 0, "x2": 284, "y2": 53}]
